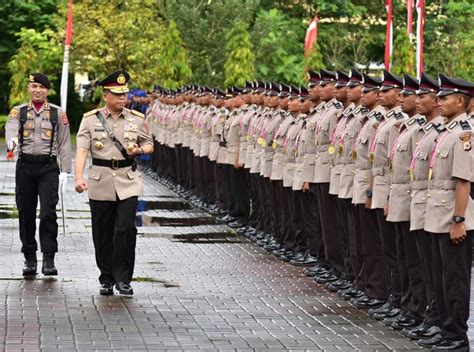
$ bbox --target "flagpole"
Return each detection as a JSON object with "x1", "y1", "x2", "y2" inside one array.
[
  {"x1": 384, "y1": 0, "x2": 393, "y2": 71},
  {"x1": 60, "y1": 0, "x2": 73, "y2": 112},
  {"x1": 304, "y1": 16, "x2": 319, "y2": 57},
  {"x1": 416, "y1": 0, "x2": 425, "y2": 79}
]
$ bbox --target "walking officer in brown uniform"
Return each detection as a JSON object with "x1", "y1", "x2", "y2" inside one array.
[
  {"x1": 6, "y1": 73, "x2": 72, "y2": 277},
  {"x1": 75, "y1": 71, "x2": 153, "y2": 296}
]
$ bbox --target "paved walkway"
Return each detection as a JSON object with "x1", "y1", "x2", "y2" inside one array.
[{"x1": 0, "y1": 156, "x2": 472, "y2": 351}]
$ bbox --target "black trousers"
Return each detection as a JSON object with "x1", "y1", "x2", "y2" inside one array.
[
  {"x1": 375, "y1": 209, "x2": 401, "y2": 307},
  {"x1": 90, "y1": 196, "x2": 138, "y2": 285},
  {"x1": 349, "y1": 203, "x2": 365, "y2": 291},
  {"x1": 394, "y1": 221, "x2": 426, "y2": 321},
  {"x1": 280, "y1": 186, "x2": 296, "y2": 250},
  {"x1": 292, "y1": 190, "x2": 307, "y2": 252},
  {"x1": 16, "y1": 160, "x2": 59, "y2": 257},
  {"x1": 358, "y1": 205, "x2": 389, "y2": 300},
  {"x1": 415, "y1": 229, "x2": 440, "y2": 326},
  {"x1": 336, "y1": 197, "x2": 353, "y2": 280},
  {"x1": 430, "y1": 231, "x2": 472, "y2": 340},
  {"x1": 316, "y1": 183, "x2": 344, "y2": 276},
  {"x1": 229, "y1": 166, "x2": 250, "y2": 221},
  {"x1": 270, "y1": 180, "x2": 283, "y2": 241},
  {"x1": 302, "y1": 188, "x2": 323, "y2": 258}
]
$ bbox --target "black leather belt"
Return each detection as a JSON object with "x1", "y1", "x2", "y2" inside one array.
[
  {"x1": 92, "y1": 158, "x2": 134, "y2": 170},
  {"x1": 20, "y1": 154, "x2": 57, "y2": 163}
]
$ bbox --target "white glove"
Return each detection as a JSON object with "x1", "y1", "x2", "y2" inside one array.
[
  {"x1": 7, "y1": 137, "x2": 18, "y2": 151},
  {"x1": 59, "y1": 172, "x2": 68, "y2": 193}
]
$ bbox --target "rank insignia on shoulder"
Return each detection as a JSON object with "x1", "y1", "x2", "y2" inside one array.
[
  {"x1": 354, "y1": 107, "x2": 361, "y2": 114},
  {"x1": 334, "y1": 102, "x2": 343, "y2": 109},
  {"x1": 387, "y1": 110, "x2": 394, "y2": 118},
  {"x1": 131, "y1": 110, "x2": 144, "y2": 119},
  {"x1": 395, "y1": 112, "x2": 404, "y2": 120},
  {"x1": 325, "y1": 101, "x2": 334, "y2": 108},
  {"x1": 374, "y1": 112, "x2": 384, "y2": 122},
  {"x1": 417, "y1": 117, "x2": 427, "y2": 125},
  {"x1": 423, "y1": 122, "x2": 433, "y2": 131},
  {"x1": 460, "y1": 120, "x2": 471, "y2": 130},
  {"x1": 460, "y1": 132, "x2": 472, "y2": 151},
  {"x1": 83, "y1": 109, "x2": 99, "y2": 118},
  {"x1": 343, "y1": 107, "x2": 353, "y2": 116}
]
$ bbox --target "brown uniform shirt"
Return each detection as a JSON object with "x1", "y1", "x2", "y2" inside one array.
[
  {"x1": 6, "y1": 101, "x2": 72, "y2": 172},
  {"x1": 76, "y1": 107, "x2": 153, "y2": 201},
  {"x1": 424, "y1": 113, "x2": 474, "y2": 233}
]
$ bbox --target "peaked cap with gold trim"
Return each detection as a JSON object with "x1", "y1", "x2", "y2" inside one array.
[{"x1": 99, "y1": 70, "x2": 130, "y2": 93}]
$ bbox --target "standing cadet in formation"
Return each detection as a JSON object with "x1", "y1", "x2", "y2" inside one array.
[
  {"x1": 6, "y1": 73, "x2": 71, "y2": 277},
  {"x1": 148, "y1": 70, "x2": 473, "y2": 351},
  {"x1": 75, "y1": 71, "x2": 153, "y2": 296}
]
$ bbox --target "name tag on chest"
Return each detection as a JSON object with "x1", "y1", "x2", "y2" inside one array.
[{"x1": 124, "y1": 124, "x2": 138, "y2": 132}]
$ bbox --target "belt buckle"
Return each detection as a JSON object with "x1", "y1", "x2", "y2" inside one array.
[{"x1": 111, "y1": 159, "x2": 119, "y2": 170}]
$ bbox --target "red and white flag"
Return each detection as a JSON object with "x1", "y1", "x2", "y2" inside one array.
[
  {"x1": 384, "y1": 0, "x2": 393, "y2": 71},
  {"x1": 407, "y1": 0, "x2": 414, "y2": 38},
  {"x1": 416, "y1": 0, "x2": 425, "y2": 78},
  {"x1": 60, "y1": 0, "x2": 73, "y2": 112},
  {"x1": 304, "y1": 16, "x2": 319, "y2": 57}
]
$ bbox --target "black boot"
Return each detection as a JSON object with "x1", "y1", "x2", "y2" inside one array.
[
  {"x1": 23, "y1": 254, "x2": 37, "y2": 276},
  {"x1": 42, "y1": 253, "x2": 58, "y2": 276}
]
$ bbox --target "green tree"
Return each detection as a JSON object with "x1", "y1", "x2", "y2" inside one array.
[
  {"x1": 224, "y1": 20, "x2": 256, "y2": 87},
  {"x1": 158, "y1": 0, "x2": 259, "y2": 86},
  {"x1": 304, "y1": 42, "x2": 325, "y2": 72},
  {"x1": 0, "y1": 0, "x2": 61, "y2": 112},
  {"x1": 391, "y1": 31, "x2": 416, "y2": 76},
  {"x1": 251, "y1": 9, "x2": 305, "y2": 84},
  {"x1": 155, "y1": 21, "x2": 192, "y2": 89},
  {"x1": 7, "y1": 28, "x2": 62, "y2": 107},
  {"x1": 62, "y1": 0, "x2": 166, "y2": 89}
]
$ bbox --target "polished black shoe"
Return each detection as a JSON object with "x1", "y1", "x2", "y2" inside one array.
[
  {"x1": 304, "y1": 265, "x2": 328, "y2": 277},
  {"x1": 326, "y1": 279, "x2": 352, "y2": 292},
  {"x1": 99, "y1": 283, "x2": 114, "y2": 296},
  {"x1": 115, "y1": 282, "x2": 134, "y2": 296},
  {"x1": 372, "y1": 307, "x2": 401, "y2": 321},
  {"x1": 291, "y1": 254, "x2": 319, "y2": 267},
  {"x1": 368, "y1": 302, "x2": 391, "y2": 316},
  {"x1": 418, "y1": 333, "x2": 445, "y2": 348},
  {"x1": 339, "y1": 288, "x2": 364, "y2": 300},
  {"x1": 405, "y1": 323, "x2": 440, "y2": 340},
  {"x1": 216, "y1": 214, "x2": 235, "y2": 223},
  {"x1": 228, "y1": 219, "x2": 247, "y2": 228},
  {"x1": 431, "y1": 337, "x2": 469, "y2": 351},
  {"x1": 383, "y1": 311, "x2": 404, "y2": 326},
  {"x1": 351, "y1": 297, "x2": 385, "y2": 309},
  {"x1": 22, "y1": 258, "x2": 37, "y2": 276},
  {"x1": 391, "y1": 313, "x2": 419, "y2": 330},
  {"x1": 314, "y1": 272, "x2": 338, "y2": 284},
  {"x1": 42, "y1": 253, "x2": 58, "y2": 276}
]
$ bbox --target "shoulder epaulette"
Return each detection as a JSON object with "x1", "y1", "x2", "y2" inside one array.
[
  {"x1": 325, "y1": 101, "x2": 334, "y2": 108},
  {"x1": 416, "y1": 117, "x2": 427, "y2": 126},
  {"x1": 374, "y1": 112, "x2": 384, "y2": 122},
  {"x1": 423, "y1": 122, "x2": 433, "y2": 131},
  {"x1": 387, "y1": 110, "x2": 394, "y2": 118},
  {"x1": 361, "y1": 107, "x2": 370, "y2": 114},
  {"x1": 131, "y1": 110, "x2": 144, "y2": 119},
  {"x1": 395, "y1": 111, "x2": 405, "y2": 120},
  {"x1": 460, "y1": 120, "x2": 471, "y2": 130},
  {"x1": 343, "y1": 107, "x2": 353, "y2": 116},
  {"x1": 433, "y1": 123, "x2": 446, "y2": 133},
  {"x1": 83, "y1": 109, "x2": 99, "y2": 118},
  {"x1": 272, "y1": 111, "x2": 280, "y2": 117}
]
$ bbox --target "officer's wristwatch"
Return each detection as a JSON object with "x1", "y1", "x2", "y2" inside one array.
[
  {"x1": 452, "y1": 215, "x2": 465, "y2": 224},
  {"x1": 366, "y1": 190, "x2": 373, "y2": 198}
]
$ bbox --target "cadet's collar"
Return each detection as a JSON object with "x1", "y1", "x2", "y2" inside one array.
[{"x1": 102, "y1": 107, "x2": 126, "y2": 119}]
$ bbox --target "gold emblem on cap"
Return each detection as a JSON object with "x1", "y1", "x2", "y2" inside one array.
[
  {"x1": 46, "y1": 130, "x2": 52, "y2": 137},
  {"x1": 29, "y1": 75, "x2": 34, "y2": 82},
  {"x1": 117, "y1": 74, "x2": 126, "y2": 84},
  {"x1": 95, "y1": 141, "x2": 104, "y2": 150}
]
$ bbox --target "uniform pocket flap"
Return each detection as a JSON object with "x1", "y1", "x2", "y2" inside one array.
[
  {"x1": 88, "y1": 170, "x2": 101, "y2": 180},
  {"x1": 127, "y1": 169, "x2": 137, "y2": 180},
  {"x1": 439, "y1": 150, "x2": 449, "y2": 158}
]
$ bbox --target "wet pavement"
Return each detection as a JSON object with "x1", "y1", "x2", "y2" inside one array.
[{"x1": 0, "y1": 156, "x2": 472, "y2": 351}]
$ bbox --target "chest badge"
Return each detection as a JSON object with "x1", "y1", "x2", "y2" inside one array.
[{"x1": 95, "y1": 141, "x2": 104, "y2": 150}]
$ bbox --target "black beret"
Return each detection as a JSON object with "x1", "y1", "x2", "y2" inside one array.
[{"x1": 29, "y1": 73, "x2": 51, "y2": 89}]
